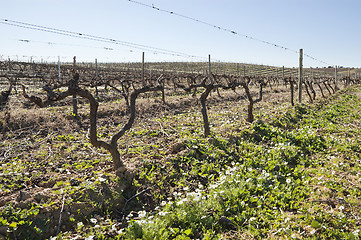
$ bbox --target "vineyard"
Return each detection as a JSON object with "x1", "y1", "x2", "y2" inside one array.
[{"x1": 0, "y1": 59, "x2": 361, "y2": 239}]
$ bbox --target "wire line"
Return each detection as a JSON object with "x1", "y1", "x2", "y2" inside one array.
[
  {"x1": 0, "y1": 19, "x2": 205, "y2": 60},
  {"x1": 126, "y1": 0, "x2": 331, "y2": 66}
]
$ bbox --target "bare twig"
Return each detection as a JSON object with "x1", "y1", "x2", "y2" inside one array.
[
  {"x1": 121, "y1": 187, "x2": 151, "y2": 214},
  {"x1": 56, "y1": 189, "x2": 65, "y2": 236},
  {"x1": 155, "y1": 120, "x2": 169, "y2": 137}
]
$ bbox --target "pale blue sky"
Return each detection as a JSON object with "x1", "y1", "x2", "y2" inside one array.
[{"x1": 1, "y1": 0, "x2": 360, "y2": 67}]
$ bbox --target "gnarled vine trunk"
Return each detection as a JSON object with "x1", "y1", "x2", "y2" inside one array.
[
  {"x1": 241, "y1": 79, "x2": 264, "y2": 123},
  {"x1": 0, "y1": 79, "x2": 13, "y2": 106},
  {"x1": 22, "y1": 74, "x2": 163, "y2": 174},
  {"x1": 200, "y1": 85, "x2": 214, "y2": 137}
]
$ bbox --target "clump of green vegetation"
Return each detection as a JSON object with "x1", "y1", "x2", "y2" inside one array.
[
  {"x1": 121, "y1": 87, "x2": 361, "y2": 239},
  {"x1": 0, "y1": 203, "x2": 43, "y2": 240}
]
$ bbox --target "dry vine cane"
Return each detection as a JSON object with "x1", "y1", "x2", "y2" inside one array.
[{"x1": 21, "y1": 73, "x2": 163, "y2": 180}]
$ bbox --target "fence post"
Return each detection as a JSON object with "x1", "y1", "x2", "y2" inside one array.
[
  {"x1": 58, "y1": 56, "x2": 61, "y2": 82},
  {"x1": 95, "y1": 58, "x2": 98, "y2": 79},
  {"x1": 298, "y1": 49, "x2": 303, "y2": 103},
  {"x1": 335, "y1": 65, "x2": 338, "y2": 91},
  {"x1": 142, "y1": 52, "x2": 145, "y2": 82},
  {"x1": 72, "y1": 56, "x2": 78, "y2": 117},
  {"x1": 95, "y1": 58, "x2": 99, "y2": 97},
  {"x1": 208, "y1": 54, "x2": 212, "y2": 82}
]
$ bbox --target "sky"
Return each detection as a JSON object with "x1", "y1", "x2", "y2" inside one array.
[{"x1": 1, "y1": 0, "x2": 361, "y2": 68}]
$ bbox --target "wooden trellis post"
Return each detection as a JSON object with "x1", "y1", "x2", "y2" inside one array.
[
  {"x1": 142, "y1": 52, "x2": 145, "y2": 82},
  {"x1": 335, "y1": 65, "x2": 338, "y2": 90},
  {"x1": 72, "y1": 56, "x2": 78, "y2": 117},
  {"x1": 95, "y1": 58, "x2": 99, "y2": 97},
  {"x1": 298, "y1": 49, "x2": 303, "y2": 103},
  {"x1": 208, "y1": 54, "x2": 212, "y2": 82}
]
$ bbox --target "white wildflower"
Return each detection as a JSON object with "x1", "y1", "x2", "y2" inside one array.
[
  {"x1": 220, "y1": 175, "x2": 227, "y2": 181},
  {"x1": 111, "y1": 224, "x2": 117, "y2": 231},
  {"x1": 135, "y1": 219, "x2": 147, "y2": 225},
  {"x1": 209, "y1": 183, "x2": 218, "y2": 189},
  {"x1": 138, "y1": 210, "x2": 147, "y2": 218},
  {"x1": 158, "y1": 211, "x2": 169, "y2": 216},
  {"x1": 90, "y1": 218, "x2": 97, "y2": 224},
  {"x1": 98, "y1": 177, "x2": 107, "y2": 182},
  {"x1": 177, "y1": 198, "x2": 186, "y2": 205},
  {"x1": 193, "y1": 193, "x2": 201, "y2": 201}
]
